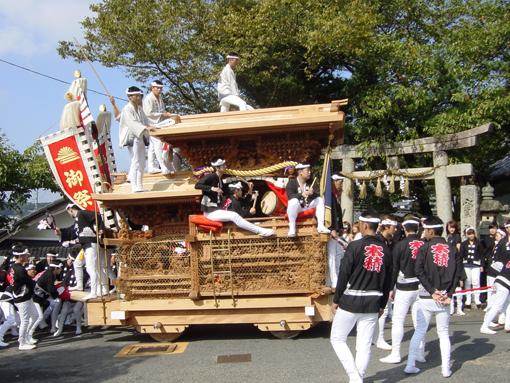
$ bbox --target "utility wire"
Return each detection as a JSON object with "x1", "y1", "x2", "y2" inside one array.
[{"x1": 0, "y1": 57, "x2": 127, "y2": 101}]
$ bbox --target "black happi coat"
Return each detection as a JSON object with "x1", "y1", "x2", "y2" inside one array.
[
  {"x1": 334, "y1": 234, "x2": 392, "y2": 313},
  {"x1": 195, "y1": 173, "x2": 229, "y2": 213},
  {"x1": 414, "y1": 237, "x2": 461, "y2": 298},
  {"x1": 391, "y1": 234, "x2": 426, "y2": 291}
]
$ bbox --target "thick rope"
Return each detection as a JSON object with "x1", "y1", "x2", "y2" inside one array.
[{"x1": 193, "y1": 161, "x2": 298, "y2": 177}]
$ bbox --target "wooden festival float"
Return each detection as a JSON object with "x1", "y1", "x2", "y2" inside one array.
[{"x1": 42, "y1": 86, "x2": 347, "y2": 340}]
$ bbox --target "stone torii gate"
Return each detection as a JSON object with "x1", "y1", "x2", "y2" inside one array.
[{"x1": 332, "y1": 124, "x2": 492, "y2": 225}]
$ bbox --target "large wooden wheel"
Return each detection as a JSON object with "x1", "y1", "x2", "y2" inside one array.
[
  {"x1": 269, "y1": 330, "x2": 301, "y2": 339},
  {"x1": 149, "y1": 332, "x2": 183, "y2": 342}
]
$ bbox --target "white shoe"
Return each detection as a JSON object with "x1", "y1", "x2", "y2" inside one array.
[
  {"x1": 19, "y1": 344, "x2": 36, "y2": 351},
  {"x1": 28, "y1": 337, "x2": 38, "y2": 345},
  {"x1": 416, "y1": 355, "x2": 427, "y2": 363},
  {"x1": 442, "y1": 369, "x2": 452, "y2": 378},
  {"x1": 54, "y1": 327, "x2": 63, "y2": 337},
  {"x1": 50, "y1": 327, "x2": 57, "y2": 334},
  {"x1": 376, "y1": 339, "x2": 392, "y2": 350},
  {"x1": 148, "y1": 170, "x2": 161, "y2": 174},
  {"x1": 69, "y1": 286, "x2": 83, "y2": 292},
  {"x1": 498, "y1": 313, "x2": 506, "y2": 325},
  {"x1": 489, "y1": 321, "x2": 500, "y2": 328},
  {"x1": 317, "y1": 226, "x2": 331, "y2": 234},
  {"x1": 109, "y1": 287, "x2": 117, "y2": 294},
  {"x1": 75, "y1": 328, "x2": 82, "y2": 336},
  {"x1": 82, "y1": 293, "x2": 98, "y2": 301},
  {"x1": 380, "y1": 354, "x2": 401, "y2": 364},
  {"x1": 404, "y1": 366, "x2": 420, "y2": 374},
  {"x1": 480, "y1": 325, "x2": 497, "y2": 335},
  {"x1": 0, "y1": 340, "x2": 8, "y2": 347},
  {"x1": 287, "y1": 230, "x2": 296, "y2": 238},
  {"x1": 456, "y1": 310, "x2": 466, "y2": 316},
  {"x1": 259, "y1": 229, "x2": 275, "y2": 237},
  {"x1": 39, "y1": 321, "x2": 48, "y2": 329}
]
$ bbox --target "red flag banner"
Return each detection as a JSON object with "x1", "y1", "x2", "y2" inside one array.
[{"x1": 40, "y1": 128, "x2": 98, "y2": 212}]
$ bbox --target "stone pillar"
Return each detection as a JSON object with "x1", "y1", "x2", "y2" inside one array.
[
  {"x1": 460, "y1": 185, "x2": 480, "y2": 235},
  {"x1": 341, "y1": 158, "x2": 355, "y2": 223},
  {"x1": 433, "y1": 151, "x2": 453, "y2": 225}
]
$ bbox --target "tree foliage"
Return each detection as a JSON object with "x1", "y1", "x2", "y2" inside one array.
[
  {"x1": 58, "y1": 0, "x2": 510, "y2": 179},
  {"x1": 0, "y1": 133, "x2": 58, "y2": 228}
]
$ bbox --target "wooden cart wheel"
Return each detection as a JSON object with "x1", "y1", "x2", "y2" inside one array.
[
  {"x1": 149, "y1": 332, "x2": 182, "y2": 342},
  {"x1": 269, "y1": 330, "x2": 301, "y2": 339}
]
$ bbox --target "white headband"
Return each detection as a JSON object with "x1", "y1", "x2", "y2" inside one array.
[
  {"x1": 505, "y1": 223, "x2": 510, "y2": 228},
  {"x1": 226, "y1": 55, "x2": 239, "y2": 59},
  {"x1": 359, "y1": 216, "x2": 381, "y2": 223},
  {"x1": 331, "y1": 174, "x2": 344, "y2": 181},
  {"x1": 497, "y1": 229, "x2": 507, "y2": 237},
  {"x1": 464, "y1": 226, "x2": 476, "y2": 233},
  {"x1": 381, "y1": 219, "x2": 398, "y2": 226},
  {"x1": 211, "y1": 159, "x2": 226, "y2": 167},
  {"x1": 46, "y1": 253, "x2": 57, "y2": 257},
  {"x1": 423, "y1": 223, "x2": 443, "y2": 229},
  {"x1": 228, "y1": 182, "x2": 243, "y2": 190},
  {"x1": 295, "y1": 163, "x2": 310, "y2": 170},
  {"x1": 49, "y1": 263, "x2": 62, "y2": 268},
  {"x1": 126, "y1": 88, "x2": 143, "y2": 95},
  {"x1": 402, "y1": 220, "x2": 420, "y2": 226},
  {"x1": 150, "y1": 82, "x2": 163, "y2": 88},
  {"x1": 66, "y1": 203, "x2": 76, "y2": 210},
  {"x1": 25, "y1": 264, "x2": 35, "y2": 270},
  {"x1": 13, "y1": 249, "x2": 29, "y2": 256}
]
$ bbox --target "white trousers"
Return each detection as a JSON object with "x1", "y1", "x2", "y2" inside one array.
[
  {"x1": 31, "y1": 303, "x2": 44, "y2": 336},
  {"x1": 390, "y1": 289, "x2": 419, "y2": 357},
  {"x1": 487, "y1": 275, "x2": 496, "y2": 307},
  {"x1": 0, "y1": 302, "x2": 19, "y2": 339},
  {"x1": 287, "y1": 197, "x2": 327, "y2": 233},
  {"x1": 327, "y1": 239, "x2": 344, "y2": 288},
  {"x1": 407, "y1": 298, "x2": 451, "y2": 373},
  {"x1": 56, "y1": 301, "x2": 84, "y2": 333},
  {"x1": 464, "y1": 266, "x2": 481, "y2": 305},
  {"x1": 330, "y1": 308, "x2": 378, "y2": 382},
  {"x1": 482, "y1": 284, "x2": 510, "y2": 330},
  {"x1": 219, "y1": 95, "x2": 254, "y2": 112},
  {"x1": 148, "y1": 136, "x2": 171, "y2": 174},
  {"x1": 127, "y1": 136, "x2": 146, "y2": 192},
  {"x1": 85, "y1": 244, "x2": 98, "y2": 295},
  {"x1": 375, "y1": 301, "x2": 392, "y2": 343},
  {"x1": 204, "y1": 210, "x2": 267, "y2": 235},
  {"x1": 15, "y1": 299, "x2": 38, "y2": 346},
  {"x1": 74, "y1": 255, "x2": 84, "y2": 291}
]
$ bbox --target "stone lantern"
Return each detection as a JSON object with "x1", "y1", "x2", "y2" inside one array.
[{"x1": 479, "y1": 183, "x2": 509, "y2": 236}]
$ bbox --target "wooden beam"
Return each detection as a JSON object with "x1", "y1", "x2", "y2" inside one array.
[
  {"x1": 348, "y1": 163, "x2": 473, "y2": 180},
  {"x1": 331, "y1": 123, "x2": 492, "y2": 159}
]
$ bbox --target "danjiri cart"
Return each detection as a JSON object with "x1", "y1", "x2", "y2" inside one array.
[{"x1": 42, "y1": 98, "x2": 347, "y2": 341}]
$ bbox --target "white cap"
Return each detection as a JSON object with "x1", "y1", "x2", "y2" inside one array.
[
  {"x1": 331, "y1": 174, "x2": 345, "y2": 181},
  {"x1": 295, "y1": 163, "x2": 310, "y2": 170},
  {"x1": 211, "y1": 158, "x2": 226, "y2": 167},
  {"x1": 228, "y1": 182, "x2": 243, "y2": 190}
]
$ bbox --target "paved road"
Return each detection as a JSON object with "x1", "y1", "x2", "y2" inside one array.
[{"x1": 1, "y1": 310, "x2": 509, "y2": 382}]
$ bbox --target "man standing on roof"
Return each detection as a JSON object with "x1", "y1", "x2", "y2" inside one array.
[
  {"x1": 119, "y1": 86, "x2": 156, "y2": 193},
  {"x1": 285, "y1": 163, "x2": 330, "y2": 237},
  {"x1": 143, "y1": 80, "x2": 180, "y2": 175},
  {"x1": 217, "y1": 53, "x2": 254, "y2": 112},
  {"x1": 195, "y1": 158, "x2": 273, "y2": 237}
]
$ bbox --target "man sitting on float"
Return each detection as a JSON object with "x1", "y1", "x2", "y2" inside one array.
[
  {"x1": 285, "y1": 163, "x2": 330, "y2": 237},
  {"x1": 195, "y1": 158, "x2": 274, "y2": 237}
]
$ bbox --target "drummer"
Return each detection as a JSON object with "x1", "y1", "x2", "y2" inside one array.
[
  {"x1": 224, "y1": 181, "x2": 256, "y2": 218},
  {"x1": 286, "y1": 163, "x2": 330, "y2": 237}
]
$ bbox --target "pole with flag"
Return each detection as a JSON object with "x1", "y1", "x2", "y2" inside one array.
[{"x1": 320, "y1": 143, "x2": 333, "y2": 229}]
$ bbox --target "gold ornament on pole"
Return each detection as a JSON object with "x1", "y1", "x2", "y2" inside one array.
[
  {"x1": 359, "y1": 181, "x2": 367, "y2": 199},
  {"x1": 375, "y1": 177, "x2": 383, "y2": 197}
]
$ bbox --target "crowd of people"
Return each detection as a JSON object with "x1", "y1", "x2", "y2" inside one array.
[{"x1": 328, "y1": 211, "x2": 510, "y2": 382}]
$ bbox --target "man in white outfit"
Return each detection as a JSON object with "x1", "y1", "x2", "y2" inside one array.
[
  {"x1": 143, "y1": 80, "x2": 178, "y2": 174},
  {"x1": 285, "y1": 163, "x2": 330, "y2": 237},
  {"x1": 217, "y1": 53, "x2": 254, "y2": 112},
  {"x1": 119, "y1": 86, "x2": 156, "y2": 193}
]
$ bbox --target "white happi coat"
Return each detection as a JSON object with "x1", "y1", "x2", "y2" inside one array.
[
  {"x1": 217, "y1": 64, "x2": 239, "y2": 99},
  {"x1": 119, "y1": 102, "x2": 149, "y2": 148},
  {"x1": 142, "y1": 92, "x2": 165, "y2": 125}
]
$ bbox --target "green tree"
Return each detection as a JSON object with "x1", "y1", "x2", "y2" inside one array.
[
  {"x1": 0, "y1": 134, "x2": 58, "y2": 228},
  {"x1": 58, "y1": 0, "x2": 510, "y2": 187}
]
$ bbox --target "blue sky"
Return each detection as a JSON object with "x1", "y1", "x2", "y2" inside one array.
[{"x1": 0, "y1": 1, "x2": 133, "y2": 202}]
